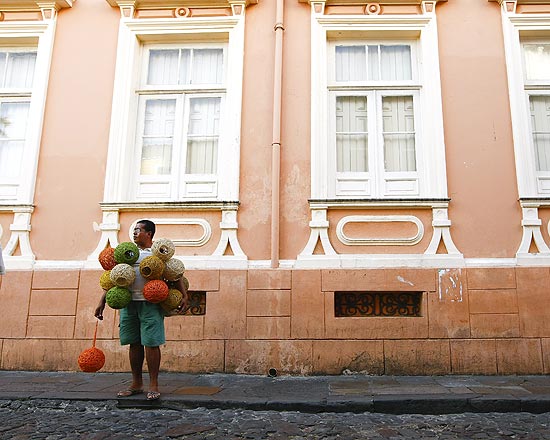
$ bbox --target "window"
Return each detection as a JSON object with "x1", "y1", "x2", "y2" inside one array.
[
  {"x1": 329, "y1": 41, "x2": 420, "y2": 197},
  {"x1": 135, "y1": 45, "x2": 226, "y2": 199},
  {"x1": 523, "y1": 43, "x2": 550, "y2": 185},
  {"x1": 309, "y1": 11, "x2": 448, "y2": 202},
  {"x1": 103, "y1": 16, "x2": 244, "y2": 204},
  {"x1": 0, "y1": 50, "x2": 37, "y2": 201}
]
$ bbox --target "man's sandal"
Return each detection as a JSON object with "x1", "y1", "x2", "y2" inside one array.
[
  {"x1": 147, "y1": 391, "x2": 161, "y2": 401},
  {"x1": 117, "y1": 389, "x2": 144, "y2": 398}
]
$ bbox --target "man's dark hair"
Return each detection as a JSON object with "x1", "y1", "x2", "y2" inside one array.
[{"x1": 137, "y1": 219, "x2": 155, "y2": 238}]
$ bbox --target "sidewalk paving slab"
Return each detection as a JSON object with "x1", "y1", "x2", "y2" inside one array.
[{"x1": 1, "y1": 371, "x2": 550, "y2": 414}]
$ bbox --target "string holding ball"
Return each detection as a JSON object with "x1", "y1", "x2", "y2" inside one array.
[
  {"x1": 114, "y1": 242, "x2": 140, "y2": 265},
  {"x1": 139, "y1": 255, "x2": 165, "y2": 280},
  {"x1": 143, "y1": 279, "x2": 169, "y2": 303},
  {"x1": 98, "y1": 247, "x2": 116, "y2": 271},
  {"x1": 163, "y1": 257, "x2": 185, "y2": 281},
  {"x1": 151, "y1": 238, "x2": 175, "y2": 262},
  {"x1": 99, "y1": 270, "x2": 115, "y2": 291},
  {"x1": 106, "y1": 286, "x2": 132, "y2": 309},
  {"x1": 110, "y1": 263, "x2": 136, "y2": 287},
  {"x1": 78, "y1": 321, "x2": 105, "y2": 373}
]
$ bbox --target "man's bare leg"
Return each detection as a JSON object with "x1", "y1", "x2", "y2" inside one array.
[
  {"x1": 145, "y1": 346, "x2": 161, "y2": 394},
  {"x1": 128, "y1": 344, "x2": 145, "y2": 390}
]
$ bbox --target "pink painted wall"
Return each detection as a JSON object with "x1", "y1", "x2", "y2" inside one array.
[
  {"x1": 437, "y1": 0, "x2": 521, "y2": 258},
  {"x1": 30, "y1": 0, "x2": 119, "y2": 260}
]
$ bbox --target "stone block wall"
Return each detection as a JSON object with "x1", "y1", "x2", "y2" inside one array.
[{"x1": 0, "y1": 267, "x2": 549, "y2": 375}]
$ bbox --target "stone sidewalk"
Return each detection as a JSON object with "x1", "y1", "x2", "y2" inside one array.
[{"x1": 1, "y1": 370, "x2": 550, "y2": 414}]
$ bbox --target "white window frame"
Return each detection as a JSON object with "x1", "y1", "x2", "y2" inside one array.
[
  {"x1": 104, "y1": 15, "x2": 245, "y2": 203},
  {"x1": 0, "y1": 23, "x2": 56, "y2": 205},
  {"x1": 133, "y1": 42, "x2": 228, "y2": 200},
  {"x1": 500, "y1": 11, "x2": 550, "y2": 196},
  {"x1": 310, "y1": 8, "x2": 448, "y2": 200},
  {"x1": 327, "y1": 40, "x2": 422, "y2": 197}
]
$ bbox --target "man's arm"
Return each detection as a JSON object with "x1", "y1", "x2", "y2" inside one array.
[
  {"x1": 173, "y1": 277, "x2": 189, "y2": 314},
  {"x1": 94, "y1": 291, "x2": 107, "y2": 320}
]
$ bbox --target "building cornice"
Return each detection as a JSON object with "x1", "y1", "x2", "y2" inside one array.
[
  {"x1": 105, "y1": 0, "x2": 257, "y2": 8},
  {"x1": 0, "y1": 0, "x2": 74, "y2": 12}
]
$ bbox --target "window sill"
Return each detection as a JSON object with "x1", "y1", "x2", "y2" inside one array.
[
  {"x1": 309, "y1": 198, "x2": 450, "y2": 209},
  {"x1": 100, "y1": 200, "x2": 240, "y2": 211}
]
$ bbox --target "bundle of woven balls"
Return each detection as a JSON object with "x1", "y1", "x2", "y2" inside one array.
[
  {"x1": 98, "y1": 241, "x2": 139, "y2": 310},
  {"x1": 98, "y1": 238, "x2": 187, "y2": 313}
]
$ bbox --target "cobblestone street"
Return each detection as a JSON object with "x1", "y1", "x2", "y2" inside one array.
[{"x1": 1, "y1": 399, "x2": 550, "y2": 439}]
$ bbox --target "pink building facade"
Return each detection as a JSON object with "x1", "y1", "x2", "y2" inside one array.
[{"x1": 1, "y1": 0, "x2": 550, "y2": 375}]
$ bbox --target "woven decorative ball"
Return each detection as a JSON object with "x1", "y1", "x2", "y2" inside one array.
[
  {"x1": 163, "y1": 257, "x2": 185, "y2": 281},
  {"x1": 78, "y1": 346, "x2": 105, "y2": 372},
  {"x1": 114, "y1": 241, "x2": 140, "y2": 265},
  {"x1": 151, "y1": 238, "x2": 175, "y2": 262},
  {"x1": 182, "y1": 276, "x2": 189, "y2": 291},
  {"x1": 143, "y1": 279, "x2": 169, "y2": 303},
  {"x1": 160, "y1": 288, "x2": 183, "y2": 313},
  {"x1": 139, "y1": 255, "x2": 165, "y2": 280},
  {"x1": 110, "y1": 263, "x2": 136, "y2": 287},
  {"x1": 106, "y1": 286, "x2": 132, "y2": 309},
  {"x1": 98, "y1": 247, "x2": 116, "y2": 271},
  {"x1": 99, "y1": 270, "x2": 115, "y2": 291}
]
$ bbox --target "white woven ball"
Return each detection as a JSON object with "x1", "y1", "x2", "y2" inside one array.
[
  {"x1": 109, "y1": 263, "x2": 136, "y2": 287},
  {"x1": 151, "y1": 238, "x2": 175, "y2": 262},
  {"x1": 163, "y1": 257, "x2": 185, "y2": 281}
]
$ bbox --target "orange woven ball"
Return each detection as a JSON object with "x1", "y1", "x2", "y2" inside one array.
[
  {"x1": 143, "y1": 279, "x2": 169, "y2": 303},
  {"x1": 78, "y1": 346, "x2": 105, "y2": 373},
  {"x1": 98, "y1": 247, "x2": 116, "y2": 271}
]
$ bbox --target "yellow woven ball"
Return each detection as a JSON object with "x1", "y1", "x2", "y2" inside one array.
[
  {"x1": 160, "y1": 288, "x2": 183, "y2": 313},
  {"x1": 143, "y1": 279, "x2": 169, "y2": 303},
  {"x1": 78, "y1": 347, "x2": 105, "y2": 373},
  {"x1": 98, "y1": 247, "x2": 116, "y2": 271},
  {"x1": 163, "y1": 257, "x2": 185, "y2": 281},
  {"x1": 139, "y1": 255, "x2": 165, "y2": 280},
  {"x1": 151, "y1": 238, "x2": 175, "y2": 262},
  {"x1": 99, "y1": 271, "x2": 115, "y2": 291},
  {"x1": 110, "y1": 263, "x2": 136, "y2": 287}
]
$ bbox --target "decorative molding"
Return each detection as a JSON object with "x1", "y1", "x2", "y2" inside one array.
[
  {"x1": 516, "y1": 199, "x2": 550, "y2": 257},
  {"x1": 299, "y1": 206, "x2": 337, "y2": 257},
  {"x1": 365, "y1": 3, "x2": 381, "y2": 14},
  {"x1": 336, "y1": 215, "x2": 424, "y2": 245},
  {"x1": 2, "y1": 205, "x2": 35, "y2": 268},
  {"x1": 298, "y1": 200, "x2": 463, "y2": 266},
  {"x1": 0, "y1": 0, "x2": 73, "y2": 12},
  {"x1": 129, "y1": 217, "x2": 212, "y2": 246},
  {"x1": 105, "y1": 0, "x2": 257, "y2": 8},
  {"x1": 87, "y1": 202, "x2": 246, "y2": 267},
  {"x1": 300, "y1": 0, "x2": 445, "y2": 4},
  {"x1": 424, "y1": 203, "x2": 462, "y2": 256}
]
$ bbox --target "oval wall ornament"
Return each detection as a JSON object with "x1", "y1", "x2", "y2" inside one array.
[
  {"x1": 129, "y1": 218, "x2": 211, "y2": 247},
  {"x1": 336, "y1": 215, "x2": 424, "y2": 246}
]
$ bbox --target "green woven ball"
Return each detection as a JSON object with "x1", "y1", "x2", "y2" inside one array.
[
  {"x1": 160, "y1": 288, "x2": 183, "y2": 313},
  {"x1": 110, "y1": 263, "x2": 136, "y2": 287},
  {"x1": 163, "y1": 257, "x2": 185, "y2": 281},
  {"x1": 114, "y1": 242, "x2": 140, "y2": 265},
  {"x1": 139, "y1": 255, "x2": 165, "y2": 280},
  {"x1": 106, "y1": 286, "x2": 132, "y2": 309},
  {"x1": 99, "y1": 270, "x2": 115, "y2": 291},
  {"x1": 151, "y1": 238, "x2": 175, "y2": 262}
]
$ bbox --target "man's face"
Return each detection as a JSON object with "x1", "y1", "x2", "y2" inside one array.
[{"x1": 133, "y1": 223, "x2": 150, "y2": 247}]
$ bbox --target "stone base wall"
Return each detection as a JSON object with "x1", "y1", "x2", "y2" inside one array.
[{"x1": 1, "y1": 267, "x2": 549, "y2": 375}]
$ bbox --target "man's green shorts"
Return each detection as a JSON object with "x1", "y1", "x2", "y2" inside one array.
[{"x1": 119, "y1": 301, "x2": 165, "y2": 347}]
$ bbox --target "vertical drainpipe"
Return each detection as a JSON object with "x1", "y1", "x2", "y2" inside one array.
[{"x1": 271, "y1": 0, "x2": 284, "y2": 268}]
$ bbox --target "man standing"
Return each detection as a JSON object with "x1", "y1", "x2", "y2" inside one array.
[{"x1": 94, "y1": 219, "x2": 187, "y2": 401}]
